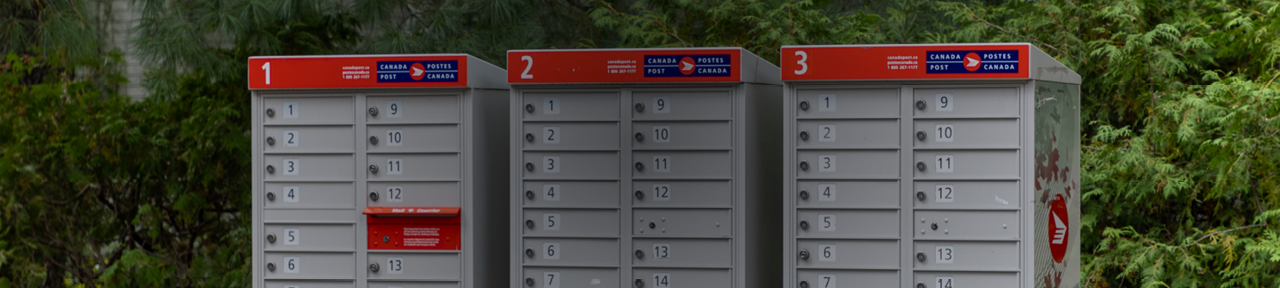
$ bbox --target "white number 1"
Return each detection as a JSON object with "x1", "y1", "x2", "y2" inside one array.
[
  {"x1": 794, "y1": 51, "x2": 808, "y2": 75},
  {"x1": 261, "y1": 62, "x2": 270, "y2": 85}
]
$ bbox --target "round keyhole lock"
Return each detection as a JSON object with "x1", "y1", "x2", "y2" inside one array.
[
  {"x1": 525, "y1": 190, "x2": 536, "y2": 200},
  {"x1": 800, "y1": 281, "x2": 810, "y2": 288},
  {"x1": 635, "y1": 249, "x2": 645, "y2": 259},
  {"x1": 369, "y1": 191, "x2": 379, "y2": 201},
  {"x1": 634, "y1": 132, "x2": 644, "y2": 142},
  {"x1": 635, "y1": 279, "x2": 645, "y2": 288},
  {"x1": 525, "y1": 104, "x2": 535, "y2": 113},
  {"x1": 635, "y1": 162, "x2": 645, "y2": 171},
  {"x1": 916, "y1": 131, "x2": 926, "y2": 141},
  {"x1": 648, "y1": 222, "x2": 656, "y2": 229},
  {"x1": 525, "y1": 248, "x2": 535, "y2": 258},
  {"x1": 525, "y1": 219, "x2": 535, "y2": 229},
  {"x1": 266, "y1": 165, "x2": 275, "y2": 174},
  {"x1": 369, "y1": 164, "x2": 379, "y2": 174},
  {"x1": 266, "y1": 192, "x2": 276, "y2": 201},
  {"x1": 799, "y1": 220, "x2": 810, "y2": 230},
  {"x1": 915, "y1": 100, "x2": 927, "y2": 110},
  {"x1": 526, "y1": 278, "x2": 536, "y2": 287},
  {"x1": 799, "y1": 100, "x2": 810, "y2": 111},
  {"x1": 369, "y1": 263, "x2": 380, "y2": 272},
  {"x1": 265, "y1": 108, "x2": 276, "y2": 117},
  {"x1": 634, "y1": 103, "x2": 645, "y2": 112},
  {"x1": 931, "y1": 223, "x2": 939, "y2": 230},
  {"x1": 916, "y1": 252, "x2": 927, "y2": 262},
  {"x1": 267, "y1": 262, "x2": 276, "y2": 271},
  {"x1": 525, "y1": 162, "x2": 535, "y2": 172},
  {"x1": 917, "y1": 283, "x2": 927, "y2": 288},
  {"x1": 267, "y1": 233, "x2": 277, "y2": 243},
  {"x1": 799, "y1": 190, "x2": 809, "y2": 200},
  {"x1": 916, "y1": 191, "x2": 927, "y2": 201},
  {"x1": 382, "y1": 235, "x2": 390, "y2": 243},
  {"x1": 799, "y1": 131, "x2": 809, "y2": 141},
  {"x1": 800, "y1": 161, "x2": 810, "y2": 171},
  {"x1": 266, "y1": 136, "x2": 275, "y2": 146},
  {"x1": 368, "y1": 107, "x2": 379, "y2": 116},
  {"x1": 799, "y1": 250, "x2": 810, "y2": 260},
  {"x1": 525, "y1": 133, "x2": 535, "y2": 142},
  {"x1": 369, "y1": 136, "x2": 379, "y2": 145},
  {"x1": 635, "y1": 190, "x2": 645, "y2": 200},
  {"x1": 916, "y1": 162, "x2": 926, "y2": 171}
]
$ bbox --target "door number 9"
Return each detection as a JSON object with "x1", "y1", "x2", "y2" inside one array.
[
  {"x1": 653, "y1": 97, "x2": 670, "y2": 113},
  {"x1": 386, "y1": 101, "x2": 402, "y2": 118},
  {"x1": 935, "y1": 94, "x2": 954, "y2": 111}
]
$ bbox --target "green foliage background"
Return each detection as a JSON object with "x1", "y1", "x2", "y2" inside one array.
[{"x1": 1, "y1": 0, "x2": 1278, "y2": 287}]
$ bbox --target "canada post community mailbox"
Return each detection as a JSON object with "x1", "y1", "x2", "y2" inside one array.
[
  {"x1": 507, "y1": 48, "x2": 783, "y2": 288},
  {"x1": 248, "y1": 54, "x2": 509, "y2": 288},
  {"x1": 779, "y1": 44, "x2": 1081, "y2": 288}
]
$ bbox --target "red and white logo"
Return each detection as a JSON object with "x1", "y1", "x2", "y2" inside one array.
[
  {"x1": 1047, "y1": 194, "x2": 1069, "y2": 263},
  {"x1": 679, "y1": 57, "x2": 695, "y2": 75},
  {"x1": 410, "y1": 62, "x2": 426, "y2": 81},
  {"x1": 963, "y1": 52, "x2": 981, "y2": 72}
]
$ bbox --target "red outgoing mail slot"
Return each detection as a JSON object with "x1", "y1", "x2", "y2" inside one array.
[{"x1": 364, "y1": 207, "x2": 461, "y2": 250}]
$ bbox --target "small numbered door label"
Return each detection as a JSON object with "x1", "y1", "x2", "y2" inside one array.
[
  {"x1": 935, "y1": 94, "x2": 953, "y2": 111},
  {"x1": 816, "y1": 184, "x2": 836, "y2": 202},
  {"x1": 934, "y1": 124, "x2": 954, "y2": 142},
  {"x1": 542, "y1": 184, "x2": 560, "y2": 201},
  {"x1": 817, "y1": 125, "x2": 836, "y2": 142},
  {"x1": 543, "y1": 213, "x2": 560, "y2": 230},
  {"x1": 543, "y1": 272, "x2": 561, "y2": 288},
  {"x1": 816, "y1": 275, "x2": 837, "y2": 288},
  {"x1": 282, "y1": 186, "x2": 300, "y2": 203},
  {"x1": 284, "y1": 285, "x2": 299, "y2": 288},
  {"x1": 652, "y1": 126, "x2": 671, "y2": 143},
  {"x1": 386, "y1": 158, "x2": 403, "y2": 175},
  {"x1": 936, "y1": 276, "x2": 955, "y2": 288},
  {"x1": 543, "y1": 243, "x2": 560, "y2": 260},
  {"x1": 386, "y1": 186, "x2": 404, "y2": 202},
  {"x1": 934, "y1": 155, "x2": 954, "y2": 173},
  {"x1": 652, "y1": 243, "x2": 671, "y2": 260},
  {"x1": 283, "y1": 256, "x2": 300, "y2": 273},
  {"x1": 386, "y1": 130, "x2": 404, "y2": 146},
  {"x1": 282, "y1": 130, "x2": 299, "y2": 147},
  {"x1": 385, "y1": 101, "x2": 403, "y2": 118},
  {"x1": 935, "y1": 245, "x2": 955, "y2": 264},
  {"x1": 386, "y1": 257, "x2": 404, "y2": 274},
  {"x1": 282, "y1": 102, "x2": 299, "y2": 118},
  {"x1": 543, "y1": 127, "x2": 560, "y2": 144},
  {"x1": 817, "y1": 155, "x2": 836, "y2": 172},
  {"x1": 652, "y1": 156, "x2": 671, "y2": 172},
  {"x1": 652, "y1": 97, "x2": 671, "y2": 114},
  {"x1": 283, "y1": 159, "x2": 299, "y2": 175},
  {"x1": 282, "y1": 228, "x2": 300, "y2": 245},
  {"x1": 652, "y1": 273, "x2": 672, "y2": 288},
  {"x1": 817, "y1": 244, "x2": 837, "y2": 262},
  {"x1": 935, "y1": 185, "x2": 954, "y2": 203},
  {"x1": 542, "y1": 156, "x2": 560, "y2": 173},
  {"x1": 652, "y1": 184, "x2": 671, "y2": 201},
  {"x1": 543, "y1": 98, "x2": 561, "y2": 115},
  {"x1": 817, "y1": 214, "x2": 837, "y2": 232},
  {"x1": 818, "y1": 94, "x2": 836, "y2": 111}
]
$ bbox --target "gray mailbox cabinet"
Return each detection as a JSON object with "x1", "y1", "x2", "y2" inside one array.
[
  {"x1": 249, "y1": 54, "x2": 509, "y2": 288},
  {"x1": 507, "y1": 48, "x2": 783, "y2": 288},
  {"x1": 779, "y1": 44, "x2": 1081, "y2": 288}
]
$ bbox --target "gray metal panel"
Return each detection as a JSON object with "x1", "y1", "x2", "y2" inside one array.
[
  {"x1": 265, "y1": 280, "x2": 356, "y2": 288},
  {"x1": 521, "y1": 92, "x2": 620, "y2": 121},
  {"x1": 521, "y1": 181, "x2": 620, "y2": 208},
  {"x1": 366, "y1": 125, "x2": 461, "y2": 152},
  {"x1": 631, "y1": 181, "x2": 732, "y2": 208},
  {"x1": 794, "y1": 181, "x2": 898, "y2": 209},
  {"x1": 795, "y1": 210, "x2": 898, "y2": 238},
  {"x1": 366, "y1": 182, "x2": 461, "y2": 207},
  {"x1": 794, "y1": 270, "x2": 898, "y2": 288},
  {"x1": 368, "y1": 282, "x2": 460, "y2": 288},
  {"x1": 521, "y1": 238, "x2": 620, "y2": 266},
  {"x1": 263, "y1": 252, "x2": 356, "y2": 279},
  {"x1": 911, "y1": 181, "x2": 1020, "y2": 210},
  {"x1": 631, "y1": 121, "x2": 733, "y2": 149},
  {"x1": 521, "y1": 152, "x2": 620, "y2": 180},
  {"x1": 630, "y1": 91, "x2": 732, "y2": 120},
  {"x1": 795, "y1": 150, "x2": 899, "y2": 179},
  {"x1": 913, "y1": 271, "x2": 1019, "y2": 288},
  {"x1": 264, "y1": 155, "x2": 355, "y2": 181},
  {"x1": 521, "y1": 267, "x2": 619, "y2": 288},
  {"x1": 366, "y1": 154, "x2": 462, "y2": 181},
  {"x1": 633, "y1": 209, "x2": 731, "y2": 237},
  {"x1": 794, "y1": 88, "x2": 899, "y2": 119},
  {"x1": 911, "y1": 241, "x2": 1019, "y2": 271},
  {"x1": 794, "y1": 240, "x2": 898, "y2": 269},
  {"x1": 914, "y1": 210, "x2": 1020, "y2": 240},
  {"x1": 367, "y1": 253, "x2": 461, "y2": 280},
  {"x1": 522, "y1": 122, "x2": 621, "y2": 150},
  {"x1": 264, "y1": 182, "x2": 356, "y2": 209},
  {"x1": 911, "y1": 119, "x2": 1019, "y2": 149},
  {"x1": 911, "y1": 150, "x2": 1018, "y2": 179},
  {"x1": 630, "y1": 238, "x2": 732, "y2": 267},
  {"x1": 632, "y1": 268, "x2": 731, "y2": 288},
  {"x1": 263, "y1": 97, "x2": 356, "y2": 125},
  {"x1": 795, "y1": 119, "x2": 899, "y2": 148},
  {"x1": 521, "y1": 209, "x2": 620, "y2": 237},
  {"x1": 911, "y1": 88, "x2": 1019, "y2": 118},
  {"x1": 365, "y1": 95, "x2": 461, "y2": 124},
  {"x1": 630, "y1": 151, "x2": 732, "y2": 179},
  {"x1": 264, "y1": 126, "x2": 356, "y2": 152},
  {"x1": 264, "y1": 224, "x2": 357, "y2": 251}
]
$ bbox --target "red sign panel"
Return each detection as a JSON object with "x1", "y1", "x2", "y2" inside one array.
[
  {"x1": 1047, "y1": 195, "x2": 1070, "y2": 262},
  {"x1": 364, "y1": 207, "x2": 462, "y2": 250},
  {"x1": 247, "y1": 55, "x2": 469, "y2": 89},
  {"x1": 780, "y1": 45, "x2": 1031, "y2": 81},
  {"x1": 507, "y1": 49, "x2": 742, "y2": 84}
]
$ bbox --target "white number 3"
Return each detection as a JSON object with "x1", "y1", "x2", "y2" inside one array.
[{"x1": 794, "y1": 51, "x2": 809, "y2": 75}]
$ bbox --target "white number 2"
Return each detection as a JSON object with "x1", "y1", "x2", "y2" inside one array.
[
  {"x1": 521, "y1": 56, "x2": 534, "y2": 79},
  {"x1": 794, "y1": 51, "x2": 809, "y2": 75}
]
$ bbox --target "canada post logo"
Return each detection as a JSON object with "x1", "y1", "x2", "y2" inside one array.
[
  {"x1": 376, "y1": 60, "x2": 459, "y2": 82},
  {"x1": 925, "y1": 50, "x2": 1019, "y2": 74},
  {"x1": 644, "y1": 54, "x2": 731, "y2": 77}
]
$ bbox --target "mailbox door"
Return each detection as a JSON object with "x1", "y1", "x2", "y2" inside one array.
[
  {"x1": 522, "y1": 122, "x2": 621, "y2": 150},
  {"x1": 795, "y1": 150, "x2": 899, "y2": 179},
  {"x1": 521, "y1": 267, "x2": 620, "y2": 288},
  {"x1": 263, "y1": 252, "x2": 356, "y2": 279},
  {"x1": 914, "y1": 210, "x2": 1020, "y2": 240},
  {"x1": 633, "y1": 209, "x2": 732, "y2": 237},
  {"x1": 263, "y1": 97, "x2": 355, "y2": 125},
  {"x1": 264, "y1": 155, "x2": 355, "y2": 181},
  {"x1": 911, "y1": 119, "x2": 1019, "y2": 149},
  {"x1": 366, "y1": 125, "x2": 462, "y2": 153},
  {"x1": 521, "y1": 209, "x2": 620, "y2": 237},
  {"x1": 263, "y1": 224, "x2": 356, "y2": 251},
  {"x1": 365, "y1": 95, "x2": 461, "y2": 124},
  {"x1": 911, "y1": 241, "x2": 1019, "y2": 271},
  {"x1": 795, "y1": 119, "x2": 899, "y2": 149},
  {"x1": 912, "y1": 271, "x2": 1019, "y2": 288},
  {"x1": 794, "y1": 181, "x2": 898, "y2": 209},
  {"x1": 366, "y1": 182, "x2": 461, "y2": 207},
  {"x1": 522, "y1": 92, "x2": 620, "y2": 121},
  {"x1": 795, "y1": 209, "x2": 899, "y2": 238},
  {"x1": 911, "y1": 181, "x2": 1020, "y2": 210},
  {"x1": 632, "y1": 268, "x2": 732, "y2": 288},
  {"x1": 795, "y1": 270, "x2": 898, "y2": 288},
  {"x1": 264, "y1": 182, "x2": 355, "y2": 209},
  {"x1": 264, "y1": 126, "x2": 355, "y2": 153},
  {"x1": 794, "y1": 240, "x2": 899, "y2": 269},
  {"x1": 630, "y1": 91, "x2": 733, "y2": 120},
  {"x1": 521, "y1": 152, "x2": 620, "y2": 180},
  {"x1": 367, "y1": 252, "x2": 461, "y2": 280},
  {"x1": 630, "y1": 151, "x2": 732, "y2": 179},
  {"x1": 522, "y1": 181, "x2": 620, "y2": 208},
  {"x1": 794, "y1": 89, "x2": 900, "y2": 119},
  {"x1": 630, "y1": 121, "x2": 733, "y2": 149},
  {"x1": 367, "y1": 282, "x2": 460, "y2": 288},
  {"x1": 911, "y1": 150, "x2": 1019, "y2": 179},
  {"x1": 630, "y1": 238, "x2": 732, "y2": 267},
  {"x1": 366, "y1": 154, "x2": 462, "y2": 181},
  {"x1": 266, "y1": 280, "x2": 356, "y2": 288},
  {"x1": 521, "y1": 238, "x2": 620, "y2": 266},
  {"x1": 912, "y1": 88, "x2": 1019, "y2": 118},
  {"x1": 631, "y1": 181, "x2": 732, "y2": 208}
]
